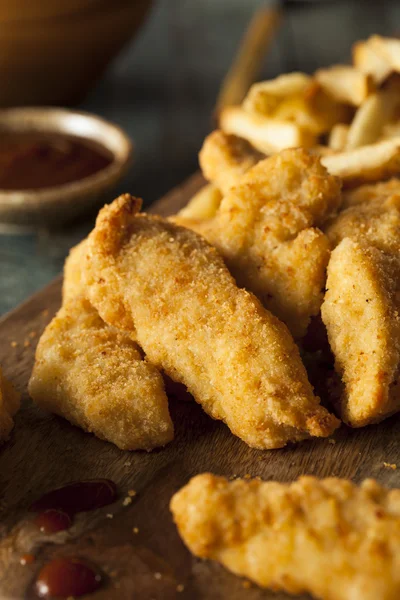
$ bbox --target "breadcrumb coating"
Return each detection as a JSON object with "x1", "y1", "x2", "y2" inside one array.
[
  {"x1": 343, "y1": 178, "x2": 400, "y2": 208},
  {"x1": 325, "y1": 194, "x2": 400, "y2": 255},
  {"x1": 29, "y1": 296, "x2": 173, "y2": 450},
  {"x1": 0, "y1": 367, "x2": 20, "y2": 442},
  {"x1": 321, "y1": 239, "x2": 400, "y2": 426},
  {"x1": 171, "y1": 473, "x2": 400, "y2": 600},
  {"x1": 62, "y1": 239, "x2": 88, "y2": 301},
  {"x1": 178, "y1": 148, "x2": 342, "y2": 338},
  {"x1": 199, "y1": 130, "x2": 264, "y2": 194},
  {"x1": 83, "y1": 194, "x2": 338, "y2": 449}
]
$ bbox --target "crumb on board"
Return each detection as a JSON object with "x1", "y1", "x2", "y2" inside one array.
[
  {"x1": 124, "y1": 460, "x2": 131, "y2": 467},
  {"x1": 106, "y1": 513, "x2": 114, "y2": 519},
  {"x1": 123, "y1": 497, "x2": 132, "y2": 507},
  {"x1": 328, "y1": 439, "x2": 336, "y2": 444},
  {"x1": 42, "y1": 309, "x2": 49, "y2": 317},
  {"x1": 23, "y1": 340, "x2": 31, "y2": 348},
  {"x1": 176, "y1": 584, "x2": 185, "y2": 592},
  {"x1": 242, "y1": 580, "x2": 252, "y2": 589},
  {"x1": 383, "y1": 462, "x2": 397, "y2": 470},
  {"x1": 154, "y1": 572, "x2": 162, "y2": 580},
  {"x1": 133, "y1": 527, "x2": 139, "y2": 534},
  {"x1": 10, "y1": 341, "x2": 17, "y2": 347},
  {"x1": 128, "y1": 489, "x2": 137, "y2": 497}
]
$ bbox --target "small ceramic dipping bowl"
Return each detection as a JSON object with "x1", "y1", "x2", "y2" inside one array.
[{"x1": 0, "y1": 107, "x2": 133, "y2": 227}]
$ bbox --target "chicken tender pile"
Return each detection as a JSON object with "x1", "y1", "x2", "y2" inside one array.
[
  {"x1": 171, "y1": 473, "x2": 400, "y2": 600},
  {"x1": 82, "y1": 194, "x2": 338, "y2": 449},
  {"x1": 176, "y1": 148, "x2": 341, "y2": 338},
  {"x1": 0, "y1": 366, "x2": 20, "y2": 442}
]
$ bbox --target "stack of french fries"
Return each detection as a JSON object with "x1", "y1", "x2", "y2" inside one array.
[
  {"x1": 185, "y1": 35, "x2": 400, "y2": 220},
  {"x1": 222, "y1": 35, "x2": 400, "y2": 185}
]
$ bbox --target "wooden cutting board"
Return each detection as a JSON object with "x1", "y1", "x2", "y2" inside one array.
[{"x1": 1, "y1": 173, "x2": 399, "y2": 600}]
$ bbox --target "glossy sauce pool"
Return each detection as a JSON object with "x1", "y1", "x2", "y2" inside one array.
[{"x1": 0, "y1": 132, "x2": 113, "y2": 190}]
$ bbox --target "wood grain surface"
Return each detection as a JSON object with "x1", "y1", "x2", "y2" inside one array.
[{"x1": 1, "y1": 173, "x2": 400, "y2": 600}]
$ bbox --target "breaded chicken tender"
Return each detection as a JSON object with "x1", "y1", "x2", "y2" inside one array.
[
  {"x1": 170, "y1": 473, "x2": 400, "y2": 600},
  {"x1": 343, "y1": 178, "x2": 400, "y2": 208},
  {"x1": 325, "y1": 194, "x2": 400, "y2": 255},
  {"x1": 0, "y1": 367, "x2": 20, "y2": 442},
  {"x1": 83, "y1": 194, "x2": 338, "y2": 449},
  {"x1": 321, "y1": 239, "x2": 400, "y2": 426},
  {"x1": 178, "y1": 149, "x2": 342, "y2": 338},
  {"x1": 29, "y1": 296, "x2": 173, "y2": 451},
  {"x1": 199, "y1": 130, "x2": 264, "y2": 195},
  {"x1": 62, "y1": 239, "x2": 88, "y2": 301}
]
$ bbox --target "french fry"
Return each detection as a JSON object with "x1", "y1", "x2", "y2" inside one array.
[
  {"x1": 176, "y1": 184, "x2": 222, "y2": 220},
  {"x1": 381, "y1": 122, "x2": 400, "y2": 140},
  {"x1": 370, "y1": 35, "x2": 400, "y2": 72},
  {"x1": 353, "y1": 39, "x2": 392, "y2": 85},
  {"x1": 315, "y1": 65, "x2": 374, "y2": 106},
  {"x1": 322, "y1": 138, "x2": 400, "y2": 187},
  {"x1": 243, "y1": 72, "x2": 312, "y2": 115},
  {"x1": 346, "y1": 91, "x2": 400, "y2": 149},
  {"x1": 328, "y1": 124, "x2": 349, "y2": 151},
  {"x1": 219, "y1": 105, "x2": 316, "y2": 154},
  {"x1": 245, "y1": 76, "x2": 350, "y2": 134}
]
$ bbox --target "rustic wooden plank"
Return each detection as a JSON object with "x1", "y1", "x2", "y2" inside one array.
[{"x1": 0, "y1": 172, "x2": 399, "y2": 600}]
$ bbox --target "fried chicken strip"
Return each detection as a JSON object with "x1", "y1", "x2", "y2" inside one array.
[
  {"x1": 29, "y1": 296, "x2": 173, "y2": 451},
  {"x1": 83, "y1": 194, "x2": 338, "y2": 449},
  {"x1": 0, "y1": 367, "x2": 20, "y2": 442},
  {"x1": 177, "y1": 149, "x2": 342, "y2": 338},
  {"x1": 325, "y1": 194, "x2": 400, "y2": 255},
  {"x1": 342, "y1": 178, "x2": 400, "y2": 208},
  {"x1": 199, "y1": 130, "x2": 264, "y2": 195},
  {"x1": 321, "y1": 239, "x2": 400, "y2": 426},
  {"x1": 62, "y1": 239, "x2": 88, "y2": 301},
  {"x1": 171, "y1": 473, "x2": 400, "y2": 600}
]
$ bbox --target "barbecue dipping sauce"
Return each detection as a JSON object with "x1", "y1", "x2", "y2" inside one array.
[{"x1": 0, "y1": 133, "x2": 113, "y2": 190}]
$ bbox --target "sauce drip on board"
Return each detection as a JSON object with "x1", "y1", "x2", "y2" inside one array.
[
  {"x1": 0, "y1": 133, "x2": 113, "y2": 190},
  {"x1": 35, "y1": 557, "x2": 102, "y2": 598},
  {"x1": 31, "y1": 479, "x2": 117, "y2": 533}
]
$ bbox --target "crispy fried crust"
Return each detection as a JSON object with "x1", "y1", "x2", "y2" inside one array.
[
  {"x1": 321, "y1": 239, "x2": 400, "y2": 426},
  {"x1": 62, "y1": 239, "x2": 88, "y2": 302},
  {"x1": 199, "y1": 130, "x2": 264, "y2": 194},
  {"x1": 28, "y1": 296, "x2": 173, "y2": 451},
  {"x1": 179, "y1": 149, "x2": 342, "y2": 338},
  {"x1": 0, "y1": 367, "x2": 20, "y2": 443},
  {"x1": 171, "y1": 473, "x2": 400, "y2": 600},
  {"x1": 83, "y1": 194, "x2": 338, "y2": 449},
  {"x1": 343, "y1": 178, "x2": 400, "y2": 208},
  {"x1": 325, "y1": 195, "x2": 400, "y2": 255}
]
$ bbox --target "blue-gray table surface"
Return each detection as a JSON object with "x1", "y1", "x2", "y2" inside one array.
[{"x1": 1, "y1": 0, "x2": 398, "y2": 315}]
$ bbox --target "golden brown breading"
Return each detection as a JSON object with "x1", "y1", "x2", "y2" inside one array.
[
  {"x1": 0, "y1": 367, "x2": 20, "y2": 443},
  {"x1": 28, "y1": 296, "x2": 173, "y2": 451},
  {"x1": 324, "y1": 195, "x2": 400, "y2": 255},
  {"x1": 170, "y1": 473, "x2": 400, "y2": 600},
  {"x1": 177, "y1": 149, "x2": 342, "y2": 338},
  {"x1": 199, "y1": 130, "x2": 264, "y2": 195},
  {"x1": 62, "y1": 239, "x2": 88, "y2": 302},
  {"x1": 83, "y1": 194, "x2": 339, "y2": 449},
  {"x1": 321, "y1": 238, "x2": 400, "y2": 426},
  {"x1": 343, "y1": 178, "x2": 400, "y2": 208}
]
